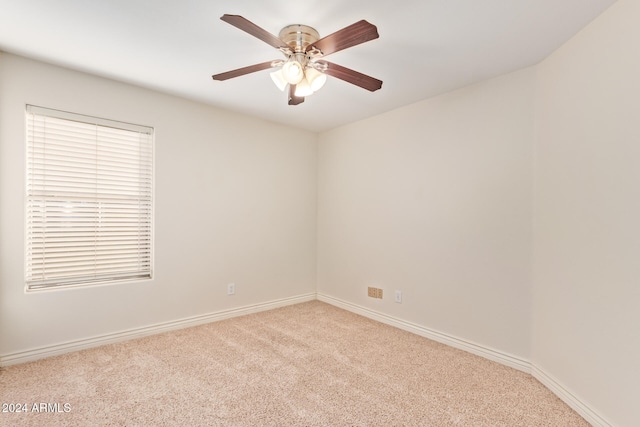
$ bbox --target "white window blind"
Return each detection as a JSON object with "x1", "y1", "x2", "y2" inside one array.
[{"x1": 25, "y1": 105, "x2": 153, "y2": 290}]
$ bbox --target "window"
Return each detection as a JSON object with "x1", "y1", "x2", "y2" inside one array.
[{"x1": 25, "y1": 106, "x2": 153, "y2": 291}]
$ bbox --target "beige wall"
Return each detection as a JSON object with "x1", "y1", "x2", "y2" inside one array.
[
  {"x1": 0, "y1": 54, "x2": 318, "y2": 355},
  {"x1": 317, "y1": 68, "x2": 535, "y2": 360},
  {"x1": 533, "y1": 0, "x2": 640, "y2": 425}
]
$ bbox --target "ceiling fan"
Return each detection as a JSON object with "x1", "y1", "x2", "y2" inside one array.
[{"x1": 212, "y1": 15, "x2": 383, "y2": 106}]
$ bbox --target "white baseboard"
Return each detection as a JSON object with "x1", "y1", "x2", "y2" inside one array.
[
  {"x1": 317, "y1": 293, "x2": 531, "y2": 373},
  {"x1": 532, "y1": 365, "x2": 612, "y2": 427},
  {"x1": 0, "y1": 292, "x2": 317, "y2": 367}
]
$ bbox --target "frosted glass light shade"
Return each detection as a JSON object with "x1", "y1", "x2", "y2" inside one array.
[
  {"x1": 306, "y1": 68, "x2": 327, "y2": 92},
  {"x1": 294, "y1": 77, "x2": 313, "y2": 97},
  {"x1": 270, "y1": 69, "x2": 287, "y2": 91},
  {"x1": 282, "y1": 60, "x2": 304, "y2": 84}
]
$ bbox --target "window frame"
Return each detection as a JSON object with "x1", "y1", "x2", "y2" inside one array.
[{"x1": 24, "y1": 105, "x2": 154, "y2": 292}]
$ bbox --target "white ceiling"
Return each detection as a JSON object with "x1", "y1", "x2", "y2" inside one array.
[{"x1": 0, "y1": 0, "x2": 617, "y2": 133}]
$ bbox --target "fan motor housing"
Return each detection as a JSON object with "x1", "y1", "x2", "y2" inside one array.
[{"x1": 279, "y1": 25, "x2": 320, "y2": 53}]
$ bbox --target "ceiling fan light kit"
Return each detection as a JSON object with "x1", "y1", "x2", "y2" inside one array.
[
  {"x1": 270, "y1": 69, "x2": 288, "y2": 91},
  {"x1": 282, "y1": 57, "x2": 305, "y2": 85},
  {"x1": 306, "y1": 68, "x2": 327, "y2": 92},
  {"x1": 294, "y1": 77, "x2": 313, "y2": 97},
  {"x1": 212, "y1": 15, "x2": 383, "y2": 106}
]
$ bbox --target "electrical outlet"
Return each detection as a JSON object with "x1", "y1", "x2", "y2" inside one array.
[
  {"x1": 227, "y1": 283, "x2": 235, "y2": 295},
  {"x1": 395, "y1": 290, "x2": 402, "y2": 303},
  {"x1": 377, "y1": 288, "x2": 383, "y2": 299}
]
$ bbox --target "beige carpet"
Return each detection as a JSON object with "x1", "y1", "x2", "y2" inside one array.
[{"x1": 1, "y1": 301, "x2": 587, "y2": 426}]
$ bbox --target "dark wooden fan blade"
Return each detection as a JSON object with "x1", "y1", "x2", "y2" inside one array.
[
  {"x1": 288, "y1": 85, "x2": 305, "y2": 105},
  {"x1": 212, "y1": 61, "x2": 277, "y2": 81},
  {"x1": 322, "y1": 61, "x2": 383, "y2": 92},
  {"x1": 220, "y1": 14, "x2": 288, "y2": 50},
  {"x1": 306, "y1": 20, "x2": 379, "y2": 56}
]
